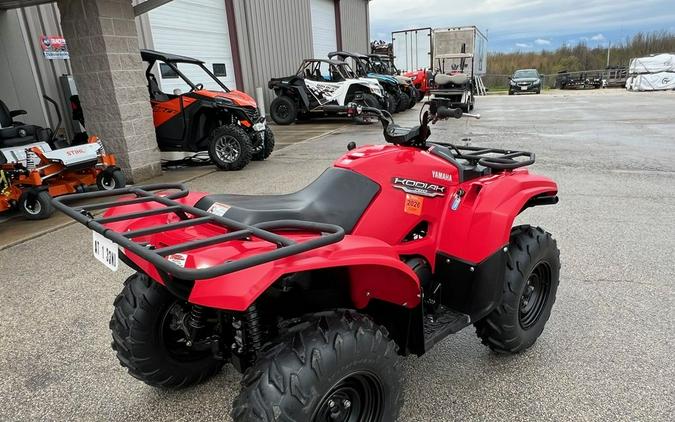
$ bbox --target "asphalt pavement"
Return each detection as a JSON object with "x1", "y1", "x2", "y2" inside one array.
[{"x1": 0, "y1": 89, "x2": 673, "y2": 421}]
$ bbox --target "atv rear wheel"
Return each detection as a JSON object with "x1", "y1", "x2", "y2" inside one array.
[
  {"x1": 251, "y1": 127, "x2": 275, "y2": 161},
  {"x1": 474, "y1": 225, "x2": 560, "y2": 354},
  {"x1": 96, "y1": 169, "x2": 126, "y2": 190},
  {"x1": 231, "y1": 310, "x2": 403, "y2": 422},
  {"x1": 270, "y1": 95, "x2": 297, "y2": 125},
  {"x1": 110, "y1": 273, "x2": 223, "y2": 388},
  {"x1": 386, "y1": 95, "x2": 398, "y2": 114},
  {"x1": 19, "y1": 189, "x2": 54, "y2": 220},
  {"x1": 208, "y1": 125, "x2": 252, "y2": 171}
]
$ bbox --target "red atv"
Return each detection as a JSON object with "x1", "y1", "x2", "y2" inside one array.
[
  {"x1": 54, "y1": 103, "x2": 560, "y2": 421},
  {"x1": 405, "y1": 68, "x2": 432, "y2": 100}
]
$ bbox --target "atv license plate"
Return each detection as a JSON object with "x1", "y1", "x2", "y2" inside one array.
[
  {"x1": 92, "y1": 231, "x2": 118, "y2": 271},
  {"x1": 253, "y1": 121, "x2": 266, "y2": 132}
]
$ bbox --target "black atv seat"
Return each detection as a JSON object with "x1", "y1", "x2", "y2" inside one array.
[{"x1": 194, "y1": 168, "x2": 380, "y2": 233}]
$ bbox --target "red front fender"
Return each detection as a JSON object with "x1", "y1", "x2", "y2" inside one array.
[{"x1": 184, "y1": 235, "x2": 421, "y2": 311}]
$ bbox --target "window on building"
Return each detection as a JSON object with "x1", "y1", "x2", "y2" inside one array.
[
  {"x1": 160, "y1": 63, "x2": 178, "y2": 79},
  {"x1": 212, "y1": 63, "x2": 227, "y2": 77}
]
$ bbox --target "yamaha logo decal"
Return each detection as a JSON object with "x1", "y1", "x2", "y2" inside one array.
[{"x1": 392, "y1": 177, "x2": 446, "y2": 197}]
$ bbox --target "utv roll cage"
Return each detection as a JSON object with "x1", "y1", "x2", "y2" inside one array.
[
  {"x1": 328, "y1": 51, "x2": 373, "y2": 78},
  {"x1": 295, "y1": 59, "x2": 358, "y2": 82},
  {"x1": 140, "y1": 49, "x2": 231, "y2": 94},
  {"x1": 52, "y1": 184, "x2": 344, "y2": 282}
]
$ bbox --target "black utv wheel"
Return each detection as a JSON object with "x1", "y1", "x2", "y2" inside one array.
[
  {"x1": 407, "y1": 88, "x2": 417, "y2": 108},
  {"x1": 232, "y1": 310, "x2": 403, "y2": 422},
  {"x1": 354, "y1": 93, "x2": 381, "y2": 125},
  {"x1": 19, "y1": 189, "x2": 54, "y2": 220},
  {"x1": 396, "y1": 91, "x2": 410, "y2": 112},
  {"x1": 96, "y1": 169, "x2": 126, "y2": 190},
  {"x1": 475, "y1": 225, "x2": 560, "y2": 354},
  {"x1": 110, "y1": 273, "x2": 223, "y2": 388},
  {"x1": 386, "y1": 95, "x2": 398, "y2": 114},
  {"x1": 270, "y1": 95, "x2": 297, "y2": 125},
  {"x1": 208, "y1": 125, "x2": 252, "y2": 171},
  {"x1": 251, "y1": 127, "x2": 275, "y2": 161}
]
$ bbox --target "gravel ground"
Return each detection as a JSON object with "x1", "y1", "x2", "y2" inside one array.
[{"x1": 0, "y1": 89, "x2": 673, "y2": 421}]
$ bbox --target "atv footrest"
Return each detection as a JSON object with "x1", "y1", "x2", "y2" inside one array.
[{"x1": 423, "y1": 306, "x2": 471, "y2": 350}]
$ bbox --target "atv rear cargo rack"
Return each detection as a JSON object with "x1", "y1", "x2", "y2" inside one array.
[{"x1": 52, "y1": 183, "x2": 345, "y2": 280}]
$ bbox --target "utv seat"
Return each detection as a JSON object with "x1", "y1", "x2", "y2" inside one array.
[
  {"x1": 194, "y1": 168, "x2": 380, "y2": 233},
  {"x1": 435, "y1": 73, "x2": 469, "y2": 86},
  {"x1": 148, "y1": 74, "x2": 169, "y2": 101}
]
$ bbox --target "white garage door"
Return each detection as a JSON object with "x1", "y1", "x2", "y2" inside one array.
[
  {"x1": 147, "y1": 0, "x2": 236, "y2": 93},
  {"x1": 311, "y1": 0, "x2": 337, "y2": 59}
]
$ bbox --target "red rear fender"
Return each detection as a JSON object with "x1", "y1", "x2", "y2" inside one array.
[{"x1": 186, "y1": 235, "x2": 421, "y2": 311}]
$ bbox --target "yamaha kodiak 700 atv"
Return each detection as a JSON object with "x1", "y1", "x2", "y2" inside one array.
[
  {"x1": 55, "y1": 103, "x2": 561, "y2": 421},
  {"x1": 268, "y1": 59, "x2": 386, "y2": 125},
  {"x1": 141, "y1": 49, "x2": 273, "y2": 170}
]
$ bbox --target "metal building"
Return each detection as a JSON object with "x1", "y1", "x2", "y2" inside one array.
[{"x1": 0, "y1": 0, "x2": 371, "y2": 133}]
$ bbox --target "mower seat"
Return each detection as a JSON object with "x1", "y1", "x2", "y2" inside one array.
[{"x1": 195, "y1": 168, "x2": 380, "y2": 233}]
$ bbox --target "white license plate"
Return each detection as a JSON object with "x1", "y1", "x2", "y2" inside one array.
[
  {"x1": 92, "y1": 231, "x2": 118, "y2": 271},
  {"x1": 521, "y1": 86, "x2": 528, "y2": 91},
  {"x1": 253, "y1": 122, "x2": 266, "y2": 131}
]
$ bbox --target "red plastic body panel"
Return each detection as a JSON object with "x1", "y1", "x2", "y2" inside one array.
[{"x1": 102, "y1": 142, "x2": 557, "y2": 311}]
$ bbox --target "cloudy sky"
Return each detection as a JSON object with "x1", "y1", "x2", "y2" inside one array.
[{"x1": 369, "y1": 0, "x2": 675, "y2": 52}]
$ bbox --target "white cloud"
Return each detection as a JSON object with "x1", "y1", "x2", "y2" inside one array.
[
  {"x1": 515, "y1": 42, "x2": 532, "y2": 48},
  {"x1": 535, "y1": 38, "x2": 551, "y2": 45},
  {"x1": 590, "y1": 33, "x2": 606, "y2": 41}
]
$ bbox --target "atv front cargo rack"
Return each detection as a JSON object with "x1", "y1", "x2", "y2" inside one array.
[{"x1": 52, "y1": 183, "x2": 345, "y2": 280}]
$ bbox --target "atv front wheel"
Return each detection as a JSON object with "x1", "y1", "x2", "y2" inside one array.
[
  {"x1": 386, "y1": 95, "x2": 398, "y2": 114},
  {"x1": 251, "y1": 127, "x2": 275, "y2": 161},
  {"x1": 231, "y1": 310, "x2": 403, "y2": 422},
  {"x1": 270, "y1": 95, "x2": 297, "y2": 125},
  {"x1": 407, "y1": 88, "x2": 417, "y2": 108},
  {"x1": 19, "y1": 189, "x2": 54, "y2": 220},
  {"x1": 110, "y1": 273, "x2": 223, "y2": 388},
  {"x1": 474, "y1": 225, "x2": 560, "y2": 353},
  {"x1": 96, "y1": 169, "x2": 126, "y2": 190},
  {"x1": 208, "y1": 125, "x2": 252, "y2": 171}
]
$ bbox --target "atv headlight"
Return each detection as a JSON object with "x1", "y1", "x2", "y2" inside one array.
[{"x1": 214, "y1": 96, "x2": 233, "y2": 107}]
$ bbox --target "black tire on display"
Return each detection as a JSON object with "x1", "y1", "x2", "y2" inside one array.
[
  {"x1": 18, "y1": 189, "x2": 54, "y2": 220},
  {"x1": 251, "y1": 127, "x2": 275, "y2": 161},
  {"x1": 474, "y1": 225, "x2": 560, "y2": 354},
  {"x1": 207, "y1": 125, "x2": 252, "y2": 171},
  {"x1": 396, "y1": 91, "x2": 410, "y2": 112},
  {"x1": 109, "y1": 273, "x2": 223, "y2": 388},
  {"x1": 96, "y1": 169, "x2": 126, "y2": 191},
  {"x1": 231, "y1": 310, "x2": 404, "y2": 422},
  {"x1": 270, "y1": 95, "x2": 297, "y2": 125}
]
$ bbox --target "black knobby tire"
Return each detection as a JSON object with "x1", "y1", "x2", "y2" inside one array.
[
  {"x1": 19, "y1": 189, "x2": 54, "y2": 220},
  {"x1": 208, "y1": 125, "x2": 252, "y2": 171},
  {"x1": 386, "y1": 95, "x2": 398, "y2": 114},
  {"x1": 110, "y1": 273, "x2": 223, "y2": 388},
  {"x1": 354, "y1": 93, "x2": 381, "y2": 125},
  {"x1": 96, "y1": 169, "x2": 126, "y2": 191},
  {"x1": 474, "y1": 225, "x2": 560, "y2": 354},
  {"x1": 396, "y1": 91, "x2": 410, "y2": 112},
  {"x1": 231, "y1": 310, "x2": 403, "y2": 422},
  {"x1": 407, "y1": 88, "x2": 416, "y2": 108},
  {"x1": 270, "y1": 95, "x2": 297, "y2": 125},
  {"x1": 251, "y1": 127, "x2": 275, "y2": 161}
]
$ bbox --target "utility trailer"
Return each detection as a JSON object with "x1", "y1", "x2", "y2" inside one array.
[
  {"x1": 431, "y1": 26, "x2": 488, "y2": 78},
  {"x1": 555, "y1": 70, "x2": 602, "y2": 89}
]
